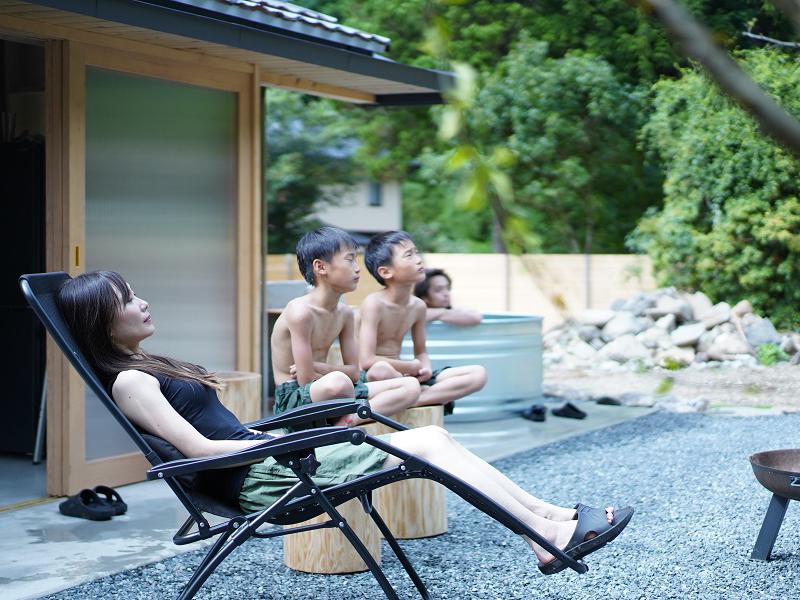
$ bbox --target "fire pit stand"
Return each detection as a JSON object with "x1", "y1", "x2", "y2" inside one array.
[{"x1": 749, "y1": 449, "x2": 800, "y2": 561}]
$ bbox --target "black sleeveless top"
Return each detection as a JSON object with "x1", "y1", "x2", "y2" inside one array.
[{"x1": 110, "y1": 371, "x2": 272, "y2": 504}]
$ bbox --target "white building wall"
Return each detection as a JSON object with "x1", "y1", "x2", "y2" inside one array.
[{"x1": 315, "y1": 181, "x2": 401, "y2": 232}]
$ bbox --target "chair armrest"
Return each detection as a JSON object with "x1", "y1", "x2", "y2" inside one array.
[
  {"x1": 146, "y1": 427, "x2": 365, "y2": 480},
  {"x1": 245, "y1": 399, "x2": 361, "y2": 431}
]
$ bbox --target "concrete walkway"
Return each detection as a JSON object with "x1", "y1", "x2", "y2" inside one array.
[{"x1": 0, "y1": 400, "x2": 653, "y2": 600}]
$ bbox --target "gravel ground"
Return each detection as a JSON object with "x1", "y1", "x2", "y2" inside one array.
[
  {"x1": 546, "y1": 363, "x2": 800, "y2": 411},
  {"x1": 45, "y1": 412, "x2": 800, "y2": 600}
]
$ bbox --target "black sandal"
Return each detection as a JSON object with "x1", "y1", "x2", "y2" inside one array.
[
  {"x1": 522, "y1": 404, "x2": 547, "y2": 422},
  {"x1": 58, "y1": 489, "x2": 116, "y2": 521},
  {"x1": 93, "y1": 485, "x2": 128, "y2": 516},
  {"x1": 551, "y1": 402, "x2": 587, "y2": 420},
  {"x1": 539, "y1": 505, "x2": 634, "y2": 575}
]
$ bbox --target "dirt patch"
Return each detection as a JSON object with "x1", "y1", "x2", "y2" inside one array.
[{"x1": 544, "y1": 363, "x2": 800, "y2": 412}]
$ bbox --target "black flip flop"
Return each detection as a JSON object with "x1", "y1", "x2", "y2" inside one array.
[
  {"x1": 93, "y1": 485, "x2": 128, "y2": 516},
  {"x1": 522, "y1": 404, "x2": 546, "y2": 422},
  {"x1": 539, "y1": 505, "x2": 634, "y2": 575},
  {"x1": 551, "y1": 402, "x2": 587, "y2": 419},
  {"x1": 58, "y1": 489, "x2": 116, "y2": 521}
]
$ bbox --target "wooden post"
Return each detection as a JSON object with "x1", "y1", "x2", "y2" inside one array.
[{"x1": 363, "y1": 406, "x2": 448, "y2": 539}]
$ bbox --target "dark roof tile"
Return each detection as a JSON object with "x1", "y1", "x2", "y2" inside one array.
[{"x1": 217, "y1": 0, "x2": 390, "y2": 52}]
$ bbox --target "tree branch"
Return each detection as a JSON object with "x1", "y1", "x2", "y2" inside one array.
[
  {"x1": 635, "y1": 0, "x2": 800, "y2": 157},
  {"x1": 742, "y1": 30, "x2": 800, "y2": 49}
]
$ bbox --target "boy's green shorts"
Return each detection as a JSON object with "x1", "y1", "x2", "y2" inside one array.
[{"x1": 273, "y1": 378, "x2": 370, "y2": 416}]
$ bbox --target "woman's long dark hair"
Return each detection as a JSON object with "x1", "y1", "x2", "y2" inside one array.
[{"x1": 57, "y1": 270, "x2": 222, "y2": 391}]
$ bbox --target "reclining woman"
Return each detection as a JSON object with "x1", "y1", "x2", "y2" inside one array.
[{"x1": 56, "y1": 270, "x2": 633, "y2": 575}]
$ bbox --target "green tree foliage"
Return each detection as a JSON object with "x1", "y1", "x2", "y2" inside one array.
[
  {"x1": 265, "y1": 89, "x2": 359, "y2": 253},
  {"x1": 630, "y1": 49, "x2": 800, "y2": 328},
  {"x1": 467, "y1": 38, "x2": 660, "y2": 253},
  {"x1": 306, "y1": 0, "x2": 788, "y2": 181}
]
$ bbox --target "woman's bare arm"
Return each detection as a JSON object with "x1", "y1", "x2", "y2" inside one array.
[{"x1": 113, "y1": 370, "x2": 267, "y2": 458}]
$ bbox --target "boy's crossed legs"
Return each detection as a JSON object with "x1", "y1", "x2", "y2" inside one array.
[
  {"x1": 306, "y1": 370, "x2": 419, "y2": 426},
  {"x1": 362, "y1": 362, "x2": 487, "y2": 412}
]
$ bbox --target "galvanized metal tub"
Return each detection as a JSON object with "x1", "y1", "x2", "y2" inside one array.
[{"x1": 402, "y1": 313, "x2": 543, "y2": 422}]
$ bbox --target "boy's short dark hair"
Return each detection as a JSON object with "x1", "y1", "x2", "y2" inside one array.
[
  {"x1": 365, "y1": 230, "x2": 413, "y2": 286},
  {"x1": 414, "y1": 268, "x2": 451, "y2": 300},
  {"x1": 296, "y1": 226, "x2": 357, "y2": 285}
]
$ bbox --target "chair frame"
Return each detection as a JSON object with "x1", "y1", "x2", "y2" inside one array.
[{"x1": 20, "y1": 272, "x2": 586, "y2": 600}]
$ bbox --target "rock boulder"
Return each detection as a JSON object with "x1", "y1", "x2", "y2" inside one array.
[
  {"x1": 578, "y1": 309, "x2": 616, "y2": 327},
  {"x1": 701, "y1": 302, "x2": 731, "y2": 329},
  {"x1": 598, "y1": 334, "x2": 651, "y2": 363},
  {"x1": 671, "y1": 322, "x2": 707, "y2": 347},
  {"x1": 601, "y1": 311, "x2": 639, "y2": 342},
  {"x1": 743, "y1": 317, "x2": 781, "y2": 347}
]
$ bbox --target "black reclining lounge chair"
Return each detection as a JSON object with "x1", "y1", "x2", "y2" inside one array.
[{"x1": 20, "y1": 272, "x2": 587, "y2": 600}]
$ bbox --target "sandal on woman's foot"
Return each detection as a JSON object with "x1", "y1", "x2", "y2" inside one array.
[
  {"x1": 58, "y1": 489, "x2": 116, "y2": 521},
  {"x1": 572, "y1": 503, "x2": 612, "y2": 522},
  {"x1": 93, "y1": 485, "x2": 127, "y2": 516},
  {"x1": 539, "y1": 505, "x2": 634, "y2": 575}
]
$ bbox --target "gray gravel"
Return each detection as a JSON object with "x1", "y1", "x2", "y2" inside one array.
[{"x1": 45, "y1": 412, "x2": 800, "y2": 599}]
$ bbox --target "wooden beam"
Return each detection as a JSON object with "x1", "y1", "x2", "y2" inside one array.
[
  {"x1": 260, "y1": 71, "x2": 374, "y2": 103},
  {"x1": 0, "y1": 11, "x2": 253, "y2": 74}
]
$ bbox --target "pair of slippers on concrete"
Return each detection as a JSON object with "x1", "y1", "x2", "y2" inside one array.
[
  {"x1": 58, "y1": 485, "x2": 127, "y2": 521},
  {"x1": 523, "y1": 402, "x2": 587, "y2": 422},
  {"x1": 539, "y1": 503, "x2": 635, "y2": 575}
]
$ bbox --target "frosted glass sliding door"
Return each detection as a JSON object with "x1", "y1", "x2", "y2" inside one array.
[{"x1": 84, "y1": 68, "x2": 237, "y2": 460}]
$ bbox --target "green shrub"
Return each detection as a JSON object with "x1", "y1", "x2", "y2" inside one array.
[
  {"x1": 655, "y1": 376, "x2": 674, "y2": 394},
  {"x1": 629, "y1": 49, "x2": 800, "y2": 330},
  {"x1": 756, "y1": 343, "x2": 789, "y2": 366}
]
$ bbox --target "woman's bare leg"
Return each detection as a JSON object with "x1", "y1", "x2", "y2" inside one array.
[{"x1": 385, "y1": 426, "x2": 577, "y2": 564}]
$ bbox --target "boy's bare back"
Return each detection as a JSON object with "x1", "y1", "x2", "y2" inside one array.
[
  {"x1": 271, "y1": 296, "x2": 352, "y2": 385},
  {"x1": 360, "y1": 290, "x2": 426, "y2": 360}
]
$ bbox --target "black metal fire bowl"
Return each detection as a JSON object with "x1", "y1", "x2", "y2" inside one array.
[{"x1": 749, "y1": 449, "x2": 800, "y2": 561}]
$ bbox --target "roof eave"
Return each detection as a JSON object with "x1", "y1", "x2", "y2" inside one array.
[{"x1": 23, "y1": 0, "x2": 454, "y2": 98}]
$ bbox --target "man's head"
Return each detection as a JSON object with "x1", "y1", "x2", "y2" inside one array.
[
  {"x1": 414, "y1": 268, "x2": 452, "y2": 308},
  {"x1": 365, "y1": 230, "x2": 424, "y2": 287},
  {"x1": 296, "y1": 227, "x2": 359, "y2": 288}
]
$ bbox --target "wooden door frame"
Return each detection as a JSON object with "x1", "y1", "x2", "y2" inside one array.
[{"x1": 44, "y1": 40, "x2": 261, "y2": 495}]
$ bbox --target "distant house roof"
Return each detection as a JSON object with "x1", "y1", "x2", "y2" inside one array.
[
  {"x1": 9, "y1": 0, "x2": 452, "y2": 105},
  {"x1": 215, "y1": 0, "x2": 391, "y2": 54}
]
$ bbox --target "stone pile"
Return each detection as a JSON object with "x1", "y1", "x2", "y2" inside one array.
[{"x1": 544, "y1": 289, "x2": 800, "y2": 371}]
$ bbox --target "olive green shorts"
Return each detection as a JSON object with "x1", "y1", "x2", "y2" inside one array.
[
  {"x1": 238, "y1": 434, "x2": 392, "y2": 513},
  {"x1": 274, "y1": 378, "x2": 369, "y2": 416},
  {"x1": 273, "y1": 379, "x2": 312, "y2": 414}
]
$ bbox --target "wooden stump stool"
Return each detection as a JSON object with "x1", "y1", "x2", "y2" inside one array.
[
  {"x1": 216, "y1": 371, "x2": 262, "y2": 423},
  {"x1": 283, "y1": 498, "x2": 381, "y2": 574},
  {"x1": 363, "y1": 405, "x2": 448, "y2": 539}
]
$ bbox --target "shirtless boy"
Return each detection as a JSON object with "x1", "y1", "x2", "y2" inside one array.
[
  {"x1": 271, "y1": 227, "x2": 420, "y2": 425},
  {"x1": 359, "y1": 231, "x2": 487, "y2": 415},
  {"x1": 414, "y1": 268, "x2": 482, "y2": 325}
]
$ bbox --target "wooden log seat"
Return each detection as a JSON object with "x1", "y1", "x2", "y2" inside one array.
[
  {"x1": 282, "y1": 497, "x2": 381, "y2": 574},
  {"x1": 363, "y1": 405, "x2": 448, "y2": 539},
  {"x1": 216, "y1": 371, "x2": 261, "y2": 423}
]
